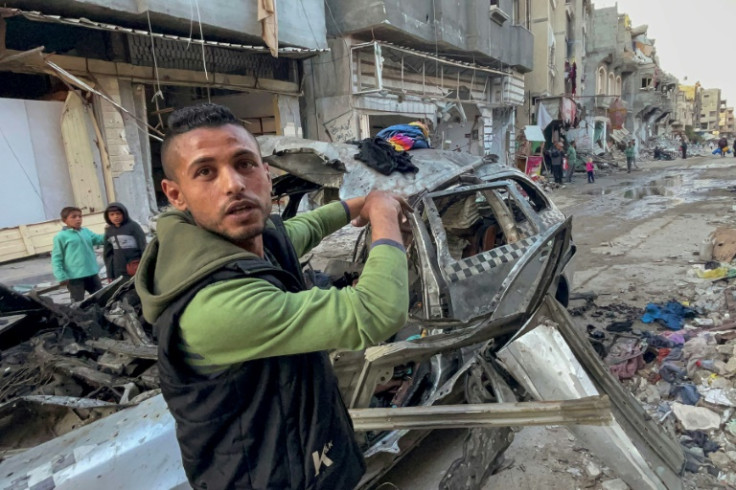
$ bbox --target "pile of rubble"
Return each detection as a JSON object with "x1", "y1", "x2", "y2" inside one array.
[
  {"x1": 577, "y1": 269, "x2": 736, "y2": 485},
  {"x1": 0, "y1": 279, "x2": 158, "y2": 455}
]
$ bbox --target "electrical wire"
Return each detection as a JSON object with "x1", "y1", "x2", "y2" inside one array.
[
  {"x1": 145, "y1": 9, "x2": 164, "y2": 104},
  {"x1": 0, "y1": 125, "x2": 44, "y2": 202},
  {"x1": 193, "y1": 0, "x2": 209, "y2": 82},
  {"x1": 299, "y1": 0, "x2": 322, "y2": 52}
]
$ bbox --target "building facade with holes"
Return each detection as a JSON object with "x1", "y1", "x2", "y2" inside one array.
[
  {"x1": 0, "y1": 0, "x2": 327, "y2": 262},
  {"x1": 0, "y1": 0, "x2": 326, "y2": 261},
  {"x1": 302, "y1": 0, "x2": 533, "y2": 162},
  {"x1": 580, "y1": 6, "x2": 678, "y2": 151}
]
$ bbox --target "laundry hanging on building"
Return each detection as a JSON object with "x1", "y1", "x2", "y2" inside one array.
[
  {"x1": 353, "y1": 138, "x2": 419, "y2": 176},
  {"x1": 376, "y1": 122, "x2": 431, "y2": 151}
]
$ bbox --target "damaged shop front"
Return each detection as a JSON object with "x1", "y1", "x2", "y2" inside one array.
[
  {"x1": 0, "y1": 7, "x2": 319, "y2": 263},
  {"x1": 0, "y1": 138, "x2": 685, "y2": 490},
  {"x1": 303, "y1": 40, "x2": 525, "y2": 163}
]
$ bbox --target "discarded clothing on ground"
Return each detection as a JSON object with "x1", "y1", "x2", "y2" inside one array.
[
  {"x1": 671, "y1": 383, "x2": 700, "y2": 405},
  {"x1": 659, "y1": 362, "x2": 687, "y2": 383},
  {"x1": 354, "y1": 138, "x2": 419, "y2": 176},
  {"x1": 642, "y1": 301, "x2": 695, "y2": 330},
  {"x1": 605, "y1": 338, "x2": 645, "y2": 380},
  {"x1": 376, "y1": 122, "x2": 431, "y2": 151}
]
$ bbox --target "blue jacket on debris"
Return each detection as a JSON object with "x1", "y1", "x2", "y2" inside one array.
[{"x1": 51, "y1": 227, "x2": 105, "y2": 281}]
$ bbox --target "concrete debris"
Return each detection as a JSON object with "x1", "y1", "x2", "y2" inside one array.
[
  {"x1": 585, "y1": 460, "x2": 602, "y2": 479},
  {"x1": 671, "y1": 403, "x2": 721, "y2": 431},
  {"x1": 601, "y1": 478, "x2": 630, "y2": 490}
]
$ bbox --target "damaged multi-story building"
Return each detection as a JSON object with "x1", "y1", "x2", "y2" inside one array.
[
  {"x1": 521, "y1": 0, "x2": 592, "y2": 148},
  {"x1": 0, "y1": 0, "x2": 327, "y2": 263},
  {"x1": 699, "y1": 88, "x2": 722, "y2": 133},
  {"x1": 674, "y1": 83, "x2": 701, "y2": 136},
  {"x1": 718, "y1": 101, "x2": 735, "y2": 139},
  {"x1": 302, "y1": 0, "x2": 533, "y2": 162},
  {"x1": 579, "y1": 6, "x2": 678, "y2": 151}
]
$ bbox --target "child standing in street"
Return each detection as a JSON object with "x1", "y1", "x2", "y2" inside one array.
[
  {"x1": 103, "y1": 202, "x2": 147, "y2": 281},
  {"x1": 586, "y1": 158, "x2": 595, "y2": 183},
  {"x1": 51, "y1": 206, "x2": 106, "y2": 302}
]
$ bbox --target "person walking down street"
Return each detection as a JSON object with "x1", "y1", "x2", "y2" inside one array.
[
  {"x1": 733, "y1": 138, "x2": 736, "y2": 158},
  {"x1": 136, "y1": 103, "x2": 411, "y2": 490},
  {"x1": 719, "y1": 137, "x2": 728, "y2": 157},
  {"x1": 625, "y1": 141, "x2": 636, "y2": 173},
  {"x1": 549, "y1": 142, "x2": 564, "y2": 184},
  {"x1": 103, "y1": 202, "x2": 147, "y2": 281},
  {"x1": 566, "y1": 141, "x2": 579, "y2": 183},
  {"x1": 586, "y1": 158, "x2": 595, "y2": 184},
  {"x1": 51, "y1": 206, "x2": 105, "y2": 302},
  {"x1": 681, "y1": 138, "x2": 688, "y2": 159}
]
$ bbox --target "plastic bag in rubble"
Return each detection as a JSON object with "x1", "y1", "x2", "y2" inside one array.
[
  {"x1": 696, "y1": 266, "x2": 736, "y2": 280},
  {"x1": 726, "y1": 419, "x2": 736, "y2": 437}
]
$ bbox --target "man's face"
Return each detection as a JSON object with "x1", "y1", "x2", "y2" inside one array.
[
  {"x1": 161, "y1": 124, "x2": 272, "y2": 249},
  {"x1": 108, "y1": 209, "x2": 124, "y2": 226},
  {"x1": 64, "y1": 211, "x2": 82, "y2": 230}
]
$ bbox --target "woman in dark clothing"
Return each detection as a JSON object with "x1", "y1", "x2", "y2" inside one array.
[{"x1": 549, "y1": 142, "x2": 564, "y2": 184}]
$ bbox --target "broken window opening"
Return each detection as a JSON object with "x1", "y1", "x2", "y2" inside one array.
[{"x1": 425, "y1": 186, "x2": 528, "y2": 263}]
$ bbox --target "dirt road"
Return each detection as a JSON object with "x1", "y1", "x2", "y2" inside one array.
[{"x1": 375, "y1": 155, "x2": 736, "y2": 489}]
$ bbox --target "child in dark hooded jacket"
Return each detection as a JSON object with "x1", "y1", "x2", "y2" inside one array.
[{"x1": 103, "y1": 202, "x2": 147, "y2": 280}]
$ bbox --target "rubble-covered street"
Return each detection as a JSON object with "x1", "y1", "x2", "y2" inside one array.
[{"x1": 375, "y1": 155, "x2": 736, "y2": 489}]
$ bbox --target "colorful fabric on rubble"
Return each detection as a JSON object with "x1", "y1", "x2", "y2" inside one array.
[
  {"x1": 641, "y1": 301, "x2": 695, "y2": 330},
  {"x1": 605, "y1": 338, "x2": 645, "y2": 380},
  {"x1": 376, "y1": 122, "x2": 430, "y2": 151}
]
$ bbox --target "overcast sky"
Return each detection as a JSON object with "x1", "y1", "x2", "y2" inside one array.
[{"x1": 594, "y1": 0, "x2": 735, "y2": 105}]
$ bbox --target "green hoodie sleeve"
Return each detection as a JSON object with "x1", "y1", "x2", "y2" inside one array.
[
  {"x1": 283, "y1": 201, "x2": 349, "y2": 257},
  {"x1": 84, "y1": 228, "x2": 106, "y2": 247},
  {"x1": 179, "y1": 244, "x2": 408, "y2": 371},
  {"x1": 51, "y1": 233, "x2": 67, "y2": 282}
]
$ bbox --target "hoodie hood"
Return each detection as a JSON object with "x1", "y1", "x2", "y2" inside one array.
[
  {"x1": 135, "y1": 209, "x2": 259, "y2": 323},
  {"x1": 105, "y1": 202, "x2": 130, "y2": 226}
]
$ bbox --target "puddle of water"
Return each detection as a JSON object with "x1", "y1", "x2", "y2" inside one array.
[{"x1": 622, "y1": 175, "x2": 682, "y2": 200}]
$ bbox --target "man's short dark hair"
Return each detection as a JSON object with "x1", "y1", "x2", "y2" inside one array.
[
  {"x1": 60, "y1": 206, "x2": 81, "y2": 220},
  {"x1": 161, "y1": 103, "x2": 250, "y2": 180}
]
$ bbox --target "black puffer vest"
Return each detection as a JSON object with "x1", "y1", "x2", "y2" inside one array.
[{"x1": 154, "y1": 216, "x2": 366, "y2": 489}]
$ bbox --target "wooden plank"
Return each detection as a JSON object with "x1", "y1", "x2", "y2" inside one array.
[
  {"x1": 86, "y1": 338, "x2": 157, "y2": 360},
  {"x1": 0, "y1": 212, "x2": 105, "y2": 263},
  {"x1": 349, "y1": 396, "x2": 612, "y2": 432},
  {"x1": 17, "y1": 225, "x2": 35, "y2": 255},
  {"x1": 60, "y1": 92, "x2": 105, "y2": 213},
  {"x1": 0, "y1": 228, "x2": 22, "y2": 242},
  {"x1": 0, "y1": 241, "x2": 27, "y2": 255}
]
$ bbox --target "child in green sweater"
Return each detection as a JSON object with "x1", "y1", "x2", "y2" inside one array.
[{"x1": 51, "y1": 206, "x2": 106, "y2": 302}]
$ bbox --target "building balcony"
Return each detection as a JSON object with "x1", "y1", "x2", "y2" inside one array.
[
  {"x1": 0, "y1": 0, "x2": 327, "y2": 50},
  {"x1": 326, "y1": 0, "x2": 533, "y2": 72}
]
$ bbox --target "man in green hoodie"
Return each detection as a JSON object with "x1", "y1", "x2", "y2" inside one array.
[{"x1": 136, "y1": 103, "x2": 409, "y2": 490}]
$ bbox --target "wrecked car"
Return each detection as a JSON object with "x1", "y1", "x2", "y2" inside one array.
[{"x1": 0, "y1": 139, "x2": 683, "y2": 490}]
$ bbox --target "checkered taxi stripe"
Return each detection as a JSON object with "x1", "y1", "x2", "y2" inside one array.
[
  {"x1": 539, "y1": 209, "x2": 565, "y2": 228},
  {"x1": 444, "y1": 236, "x2": 538, "y2": 282}
]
